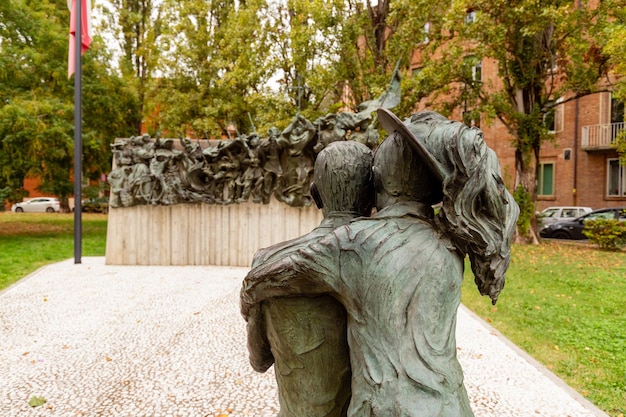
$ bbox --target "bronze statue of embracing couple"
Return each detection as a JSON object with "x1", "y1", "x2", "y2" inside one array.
[{"x1": 240, "y1": 109, "x2": 519, "y2": 417}]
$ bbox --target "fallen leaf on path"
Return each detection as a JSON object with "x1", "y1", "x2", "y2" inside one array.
[{"x1": 28, "y1": 396, "x2": 47, "y2": 407}]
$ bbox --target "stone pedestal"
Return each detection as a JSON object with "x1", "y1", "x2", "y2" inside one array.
[{"x1": 105, "y1": 200, "x2": 323, "y2": 266}]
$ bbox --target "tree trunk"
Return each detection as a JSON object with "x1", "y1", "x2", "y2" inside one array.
[
  {"x1": 514, "y1": 148, "x2": 540, "y2": 244},
  {"x1": 367, "y1": 0, "x2": 389, "y2": 72}
]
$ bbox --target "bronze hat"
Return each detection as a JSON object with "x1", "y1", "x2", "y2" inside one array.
[{"x1": 376, "y1": 108, "x2": 446, "y2": 189}]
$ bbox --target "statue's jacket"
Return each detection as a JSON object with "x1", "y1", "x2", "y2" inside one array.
[
  {"x1": 243, "y1": 201, "x2": 475, "y2": 417},
  {"x1": 247, "y1": 213, "x2": 358, "y2": 417}
]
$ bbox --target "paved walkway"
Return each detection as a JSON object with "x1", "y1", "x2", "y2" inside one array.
[{"x1": 0, "y1": 258, "x2": 608, "y2": 417}]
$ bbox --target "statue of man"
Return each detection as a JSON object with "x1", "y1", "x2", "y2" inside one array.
[
  {"x1": 275, "y1": 114, "x2": 317, "y2": 206},
  {"x1": 242, "y1": 109, "x2": 519, "y2": 417},
  {"x1": 245, "y1": 140, "x2": 374, "y2": 417},
  {"x1": 257, "y1": 128, "x2": 286, "y2": 204}
]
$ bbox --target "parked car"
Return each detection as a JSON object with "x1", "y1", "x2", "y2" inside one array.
[
  {"x1": 11, "y1": 197, "x2": 61, "y2": 213},
  {"x1": 539, "y1": 207, "x2": 626, "y2": 240},
  {"x1": 537, "y1": 206, "x2": 593, "y2": 227},
  {"x1": 81, "y1": 197, "x2": 109, "y2": 214}
]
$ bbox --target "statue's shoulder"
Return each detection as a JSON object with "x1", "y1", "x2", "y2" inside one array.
[
  {"x1": 252, "y1": 228, "x2": 330, "y2": 267},
  {"x1": 251, "y1": 239, "x2": 299, "y2": 268}
]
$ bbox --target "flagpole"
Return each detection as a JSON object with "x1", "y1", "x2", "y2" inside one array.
[{"x1": 74, "y1": 0, "x2": 83, "y2": 264}]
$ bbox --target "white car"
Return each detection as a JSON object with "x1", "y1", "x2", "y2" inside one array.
[
  {"x1": 11, "y1": 197, "x2": 61, "y2": 213},
  {"x1": 537, "y1": 206, "x2": 593, "y2": 227}
]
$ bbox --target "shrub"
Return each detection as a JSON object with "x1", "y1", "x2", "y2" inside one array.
[
  {"x1": 583, "y1": 219, "x2": 626, "y2": 250},
  {"x1": 513, "y1": 185, "x2": 534, "y2": 238}
]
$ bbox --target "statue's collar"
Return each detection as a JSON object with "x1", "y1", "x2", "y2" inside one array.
[
  {"x1": 320, "y1": 212, "x2": 362, "y2": 228},
  {"x1": 374, "y1": 201, "x2": 434, "y2": 221}
]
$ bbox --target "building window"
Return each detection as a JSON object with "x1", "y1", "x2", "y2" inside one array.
[
  {"x1": 607, "y1": 158, "x2": 626, "y2": 197},
  {"x1": 423, "y1": 22, "x2": 430, "y2": 43},
  {"x1": 545, "y1": 112, "x2": 555, "y2": 132},
  {"x1": 472, "y1": 60, "x2": 482, "y2": 82},
  {"x1": 463, "y1": 56, "x2": 482, "y2": 84},
  {"x1": 537, "y1": 162, "x2": 555, "y2": 196},
  {"x1": 544, "y1": 98, "x2": 564, "y2": 133},
  {"x1": 465, "y1": 10, "x2": 477, "y2": 24},
  {"x1": 611, "y1": 95, "x2": 625, "y2": 124}
]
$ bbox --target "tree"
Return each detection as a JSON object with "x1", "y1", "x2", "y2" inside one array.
[
  {"x1": 604, "y1": 6, "x2": 626, "y2": 164},
  {"x1": 95, "y1": 0, "x2": 414, "y2": 138},
  {"x1": 151, "y1": 0, "x2": 404, "y2": 136},
  {"x1": 393, "y1": 0, "x2": 619, "y2": 241},
  {"x1": 138, "y1": 0, "x2": 280, "y2": 137},
  {"x1": 0, "y1": 0, "x2": 77, "y2": 207},
  {"x1": 82, "y1": 41, "x2": 141, "y2": 184},
  {"x1": 259, "y1": 0, "x2": 405, "y2": 125},
  {"x1": 97, "y1": 0, "x2": 162, "y2": 135},
  {"x1": 0, "y1": 0, "x2": 139, "y2": 209},
  {"x1": 263, "y1": 0, "x2": 347, "y2": 116},
  {"x1": 330, "y1": 0, "x2": 400, "y2": 111}
]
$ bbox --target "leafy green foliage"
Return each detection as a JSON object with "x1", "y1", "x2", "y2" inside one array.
[
  {"x1": 138, "y1": 0, "x2": 280, "y2": 137},
  {"x1": 513, "y1": 184, "x2": 534, "y2": 237},
  {"x1": 463, "y1": 243, "x2": 626, "y2": 416},
  {"x1": 0, "y1": 0, "x2": 139, "y2": 208},
  {"x1": 604, "y1": 6, "x2": 626, "y2": 102},
  {"x1": 0, "y1": 0, "x2": 72, "y2": 205},
  {"x1": 583, "y1": 219, "x2": 626, "y2": 251},
  {"x1": 98, "y1": 0, "x2": 163, "y2": 134},
  {"x1": 92, "y1": 0, "x2": 413, "y2": 137}
]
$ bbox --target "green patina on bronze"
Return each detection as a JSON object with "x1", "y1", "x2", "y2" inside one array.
[{"x1": 241, "y1": 110, "x2": 519, "y2": 417}]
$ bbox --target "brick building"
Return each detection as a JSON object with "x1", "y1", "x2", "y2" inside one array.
[
  {"x1": 447, "y1": 57, "x2": 625, "y2": 212},
  {"x1": 534, "y1": 86, "x2": 625, "y2": 211},
  {"x1": 407, "y1": 14, "x2": 625, "y2": 212}
]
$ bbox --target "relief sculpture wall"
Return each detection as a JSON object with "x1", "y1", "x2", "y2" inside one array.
[
  {"x1": 107, "y1": 112, "x2": 380, "y2": 209},
  {"x1": 105, "y1": 112, "x2": 379, "y2": 266},
  {"x1": 105, "y1": 69, "x2": 402, "y2": 265}
]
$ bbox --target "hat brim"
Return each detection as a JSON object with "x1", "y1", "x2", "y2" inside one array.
[{"x1": 377, "y1": 108, "x2": 446, "y2": 185}]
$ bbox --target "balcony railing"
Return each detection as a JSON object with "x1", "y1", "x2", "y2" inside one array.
[{"x1": 581, "y1": 122, "x2": 625, "y2": 150}]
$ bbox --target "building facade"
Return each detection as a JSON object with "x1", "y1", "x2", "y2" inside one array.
[
  {"x1": 409, "y1": 22, "x2": 624, "y2": 213},
  {"x1": 469, "y1": 58, "x2": 625, "y2": 212}
]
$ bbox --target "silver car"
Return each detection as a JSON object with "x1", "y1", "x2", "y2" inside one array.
[
  {"x1": 537, "y1": 206, "x2": 593, "y2": 227},
  {"x1": 11, "y1": 197, "x2": 61, "y2": 213}
]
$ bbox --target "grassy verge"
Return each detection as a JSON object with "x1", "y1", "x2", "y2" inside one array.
[
  {"x1": 462, "y1": 242, "x2": 626, "y2": 416},
  {"x1": 0, "y1": 212, "x2": 107, "y2": 290}
]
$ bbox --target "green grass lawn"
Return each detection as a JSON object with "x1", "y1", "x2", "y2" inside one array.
[
  {"x1": 462, "y1": 242, "x2": 626, "y2": 416},
  {"x1": 0, "y1": 213, "x2": 624, "y2": 415},
  {"x1": 0, "y1": 212, "x2": 107, "y2": 290}
]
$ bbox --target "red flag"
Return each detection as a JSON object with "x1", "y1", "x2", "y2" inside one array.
[{"x1": 68, "y1": 0, "x2": 92, "y2": 78}]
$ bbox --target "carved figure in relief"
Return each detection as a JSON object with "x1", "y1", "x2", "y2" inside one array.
[
  {"x1": 257, "y1": 128, "x2": 285, "y2": 204},
  {"x1": 274, "y1": 115, "x2": 317, "y2": 207}
]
